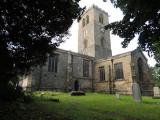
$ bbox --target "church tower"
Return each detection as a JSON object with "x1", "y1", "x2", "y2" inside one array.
[{"x1": 78, "y1": 5, "x2": 112, "y2": 60}]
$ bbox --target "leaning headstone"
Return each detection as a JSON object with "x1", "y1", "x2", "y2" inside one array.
[
  {"x1": 153, "y1": 87, "x2": 160, "y2": 98},
  {"x1": 132, "y1": 82, "x2": 142, "y2": 102}
]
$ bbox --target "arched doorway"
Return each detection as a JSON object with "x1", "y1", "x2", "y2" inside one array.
[
  {"x1": 137, "y1": 58, "x2": 144, "y2": 94},
  {"x1": 74, "y1": 80, "x2": 79, "y2": 91},
  {"x1": 138, "y1": 58, "x2": 143, "y2": 82}
]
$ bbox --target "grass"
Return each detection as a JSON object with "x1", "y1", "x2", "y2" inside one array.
[{"x1": 1, "y1": 92, "x2": 160, "y2": 120}]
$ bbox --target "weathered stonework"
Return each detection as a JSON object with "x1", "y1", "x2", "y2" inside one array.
[
  {"x1": 30, "y1": 49, "x2": 94, "y2": 91},
  {"x1": 78, "y1": 5, "x2": 112, "y2": 60},
  {"x1": 94, "y1": 49, "x2": 153, "y2": 95},
  {"x1": 21, "y1": 5, "x2": 153, "y2": 96},
  {"x1": 94, "y1": 52, "x2": 133, "y2": 94},
  {"x1": 131, "y1": 49, "x2": 154, "y2": 95}
]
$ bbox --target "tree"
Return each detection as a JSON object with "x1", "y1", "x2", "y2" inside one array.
[
  {"x1": 105, "y1": 0, "x2": 160, "y2": 63},
  {"x1": 151, "y1": 66, "x2": 160, "y2": 87},
  {"x1": 0, "y1": 0, "x2": 83, "y2": 101}
]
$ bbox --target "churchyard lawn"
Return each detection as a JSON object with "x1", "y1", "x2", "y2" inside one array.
[{"x1": 1, "y1": 92, "x2": 160, "y2": 120}]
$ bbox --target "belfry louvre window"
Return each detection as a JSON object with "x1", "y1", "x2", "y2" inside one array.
[
  {"x1": 48, "y1": 55, "x2": 58, "y2": 72},
  {"x1": 86, "y1": 15, "x2": 89, "y2": 24},
  {"x1": 99, "y1": 66, "x2": 105, "y2": 81},
  {"x1": 99, "y1": 14, "x2": 103, "y2": 24},
  {"x1": 83, "y1": 59, "x2": 89, "y2": 77},
  {"x1": 114, "y1": 62, "x2": 124, "y2": 80},
  {"x1": 82, "y1": 18, "x2": 85, "y2": 27}
]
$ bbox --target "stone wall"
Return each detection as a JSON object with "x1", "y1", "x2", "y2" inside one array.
[
  {"x1": 31, "y1": 49, "x2": 68, "y2": 91},
  {"x1": 131, "y1": 49, "x2": 153, "y2": 95},
  {"x1": 78, "y1": 5, "x2": 112, "y2": 59},
  {"x1": 30, "y1": 49, "x2": 94, "y2": 91},
  {"x1": 112, "y1": 52, "x2": 133, "y2": 94},
  {"x1": 78, "y1": 6, "x2": 95, "y2": 57},
  {"x1": 71, "y1": 53, "x2": 94, "y2": 91},
  {"x1": 93, "y1": 6, "x2": 112, "y2": 59},
  {"x1": 94, "y1": 59, "x2": 111, "y2": 92},
  {"x1": 95, "y1": 52, "x2": 133, "y2": 94}
]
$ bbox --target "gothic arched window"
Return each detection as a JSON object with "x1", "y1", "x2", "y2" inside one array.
[
  {"x1": 99, "y1": 14, "x2": 103, "y2": 24},
  {"x1": 138, "y1": 58, "x2": 143, "y2": 82},
  {"x1": 83, "y1": 59, "x2": 89, "y2": 77},
  {"x1": 48, "y1": 55, "x2": 58, "y2": 72},
  {"x1": 82, "y1": 18, "x2": 85, "y2": 27},
  {"x1": 99, "y1": 66, "x2": 105, "y2": 81},
  {"x1": 86, "y1": 15, "x2": 89, "y2": 24},
  {"x1": 114, "y1": 62, "x2": 124, "y2": 80}
]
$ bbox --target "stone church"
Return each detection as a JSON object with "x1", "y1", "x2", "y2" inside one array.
[{"x1": 21, "y1": 5, "x2": 153, "y2": 95}]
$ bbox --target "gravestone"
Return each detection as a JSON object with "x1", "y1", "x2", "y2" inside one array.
[
  {"x1": 115, "y1": 93, "x2": 120, "y2": 100},
  {"x1": 132, "y1": 82, "x2": 142, "y2": 102},
  {"x1": 153, "y1": 87, "x2": 160, "y2": 98}
]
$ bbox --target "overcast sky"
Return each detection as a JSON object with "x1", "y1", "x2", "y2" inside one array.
[{"x1": 59, "y1": 0, "x2": 156, "y2": 66}]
